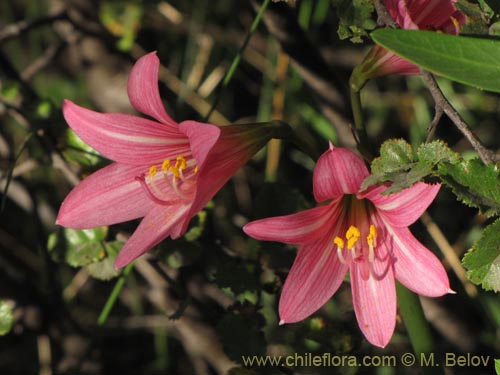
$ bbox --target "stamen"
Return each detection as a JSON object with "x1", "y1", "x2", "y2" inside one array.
[
  {"x1": 140, "y1": 155, "x2": 198, "y2": 204},
  {"x1": 176, "y1": 156, "x2": 187, "y2": 170},
  {"x1": 149, "y1": 165, "x2": 157, "y2": 179},
  {"x1": 334, "y1": 237, "x2": 347, "y2": 264},
  {"x1": 346, "y1": 225, "x2": 360, "y2": 250},
  {"x1": 366, "y1": 225, "x2": 377, "y2": 263},
  {"x1": 161, "y1": 159, "x2": 171, "y2": 171},
  {"x1": 333, "y1": 237, "x2": 344, "y2": 249},
  {"x1": 135, "y1": 175, "x2": 179, "y2": 205}
]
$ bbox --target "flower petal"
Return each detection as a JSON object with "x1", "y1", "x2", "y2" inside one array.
[
  {"x1": 350, "y1": 249, "x2": 396, "y2": 348},
  {"x1": 56, "y1": 163, "x2": 154, "y2": 229},
  {"x1": 409, "y1": 0, "x2": 461, "y2": 31},
  {"x1": 127, "y1": 51, "x2": 177, "y2": 126},
  {"x1": 114, "y1": 203, "x2": 190, "y2": 268},
  {"x1": 278, "y1": 236, "x2": 349, "y2": 324},
  {"x1": 244, "y1": 202, "x2": 340, "y2": 245},
  {"x1": 313, "y1": 145, "x2": 369, "y2": 203},
  {"x1": 63, "y1": 100, "x2": 190, "y2": 165},
  {"x1": 178, "y1": 120, "x2": 221, "y2": 169},
  {"x1": 382, "y1": 221, "x2": 453, "y2": 297},
  {"x1": 361, "y1": 182, "x2": 440, "y2": 227}
]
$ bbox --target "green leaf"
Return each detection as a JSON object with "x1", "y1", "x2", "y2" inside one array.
[
  {"x1": 495, "y1": 358, "x2": 500, "y2": 375},
  {"x1": 370, "y1": 139, "x2": 415, "y2": 175},
  {"x1": 64, "y1": 227, "x2": 108, "y2": 267},
  {"x1": 63, "y1": 129, "x2": 103, "y2": 168},
  {"x1": 371, "y1": 29, "x2": 500, "y2": 93},
  {"x1": 463, "y1": 219, "x2": 500, "y2": 291},
  {"x1": 438, "y1": 159, "x2": 500, "y2": 216},
  {"x1": 416, "y1": 140, "x2": 460, "y2": 165},
  {"x1": 331, "y1": 0, "x2": 375, "y2": 43},
  {"x1": 0, "y1": 301, "x2": 14, "y2": 336},
  {"x1": 87, "y1": 241, "x2": 122, "y2": 280}
]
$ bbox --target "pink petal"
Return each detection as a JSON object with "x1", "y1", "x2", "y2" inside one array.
[
  {"x1": 382, "y1": 221, "x2": 453, "y2": 297},
  {"x1": 243, "y1": 203, "x2": 340, "y2": 245},
  {"x1": 178, "y1": 120, "x2": 221, "y2": 170},
  {"x1": 361, "y1": 46, "x2": 420, "y2": 78},
  {"x1": 278, "y1": 235, "x2": 349, "y2": 324},
  {"x1": 63, "y1": 100, "x2": 190, "y2": 165},
  {"x1": 313, "y1": 145, "x2": 369, "y2": 203},
  {"x1": 350, "y1": 249, "x2": 396, "y2": 348},
  {"x1": 408, "y1": 0, "x2": 461, "y2": 31},
  {"x1": 361, "y1": 182, "x2": 440, "y2": 227},
  {"x1": 384, "y1": 0, "x2": 419, "y2": 29},
  {"x1": 127, "y1": 52, "x2": 177, "y2": 127},
  {"x1": 114, "y1": 203, "x2": 190, "y2": 268},
  {"x1": 56, "y1": 163, "x2": 155, "y2": 229}
]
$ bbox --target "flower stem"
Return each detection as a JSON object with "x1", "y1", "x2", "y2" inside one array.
[
  {"x1": 97, "y1": 263, "x2": 134, "y2": 325},
  {"x1": 396, "y1": 281, "x2": 441, "y2": 371},
  {"x1": 349, "y1": 72, "x2": 372, "y2": 161}
]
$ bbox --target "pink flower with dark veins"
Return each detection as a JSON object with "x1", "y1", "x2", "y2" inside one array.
[
  {"x1": 355, "y1": 0, "x2": 466, "y2": 82},
  {"x1": 57, "y1": 52, "x2": 288, "y2": 268},
  {"x1": 243, "y1": 145, "x2": 453, "y2": 347}
]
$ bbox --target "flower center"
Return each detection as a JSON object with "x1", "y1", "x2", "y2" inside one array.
[
  {"x1": 135, "y1": 155, "x2": 198, "y2": 205},
  {"x1": 333, "y1": 224, "x2": 377, "y2": 264},
  {"x1": 332, "y1": 196, "x2": 378, "y2": 265}
]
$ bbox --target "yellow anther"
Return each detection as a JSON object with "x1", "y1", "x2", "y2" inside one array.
[
  {"x1": 346, "y1": 225, "x2": 360, "y2": 250},
  {"x1": 161, "y1": 159, "x2": 171, "y2": 171},
  {"x1": 176, "y1": 156, "x2": 187, "y2": 170},
  {"x1": 333, "y1": 236, "x2": 344, "y2": 249},
  {"x1": 194, "y1": 166, "x2": 199, "y2": 174},
  {"x1": 148, "y1": 165, "x2": 157, "y2": 179},
  {"x1": 169, "y1": 166, "x2": 180, "y2": 178},
  {"x1": 346, "y1": 225, "x2": 360, "y2": 239},
  {"x1": 367, "y1": 225, "x2": 377, "y2": 248},
  {"x1": 451, "y1": 16, "x2": 459, "y2": 28}
]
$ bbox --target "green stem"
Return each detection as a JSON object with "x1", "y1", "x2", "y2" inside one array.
[
  {"x1": 204, "y1": 0, "x2": 271, "y2": 121},
  {"x1": 97, "y1": 263, "x2": 134, "y2": 325},
  {"x1": 396, "y1": 282, "x2": 442, "y2": 373},
  {"x1": 348, "y1": 75, "x2": 372, "y2": 161}
]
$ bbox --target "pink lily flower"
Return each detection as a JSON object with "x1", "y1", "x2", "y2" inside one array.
[
  {"x1": 243, "y1": 145, "x2": 453, "y2": 347},
  {"x1": 353, "y1": 0, "x2": 466, "y2": 84},
  {"x1": 57, "y1": 52, "x2": 287, "y2": 268}
]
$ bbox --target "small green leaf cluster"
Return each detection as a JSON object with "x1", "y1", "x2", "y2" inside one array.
[
  {"x1": 364, "y1": 139, "x2": 500, "y2": 292},
  {"x1": 331, "y1": 0, "x2": 375, "y2": 43}
]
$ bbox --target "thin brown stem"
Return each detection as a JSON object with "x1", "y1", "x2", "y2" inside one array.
[{"x1": 421, "y1": 72, "x2": 499, "y2": 164}]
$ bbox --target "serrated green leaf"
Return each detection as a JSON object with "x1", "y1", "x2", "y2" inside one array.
[
  {"x1": 438, "y1": 159, "x2": 500, "y2": 216},
  {"x1": 370, "y1": 139, "x2": 415, "y2": 175},
  {"x1": 362, "y1": 140, "x2": 461, "y2": 194},
  {"x1": 380, "y1": 161, "x2": 434, "y2": 195},
  {"x1": 0, "y1": 301, "x2": 14, "y2": 336},
  {"x1": 371, "y1": 29, "x2": 500, "y2": 93},
  {"x1": 331, "y1": 0, "x2": 375, "y2": 43},
  {"x1": 463, "y1": 219, "x2": 500, "y2": 291},
  {"x1": 416, "y1": 140, "x2": 460, "y2": 165}
]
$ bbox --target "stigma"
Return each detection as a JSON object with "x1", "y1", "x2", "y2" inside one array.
[
  {"x1": 136, "y1": 155, "x2": 198, "y2": 205},
  {"x1": 333, "y1": 224, "x2": 377, "y2": 264}
]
